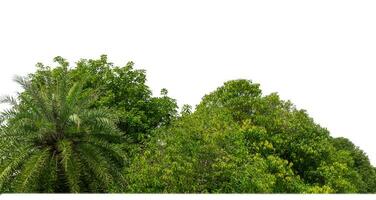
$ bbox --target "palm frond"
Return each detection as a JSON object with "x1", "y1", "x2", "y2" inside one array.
[
  {"x1": 67, "y1": 82, "x2": 83, "y2": 106},
  {"x1": 0, "y1": 108, "x2": 17, "y2": 121},
  {"x1": 0, "y1": 96, "x2": 18, "y2": 107},
  {"x1": 0, "y1": 147, "x2": 33, "y2": 190},
  {"x1": 24, "y1": 85, "x2": 54, "y2": 122},
  {"x1": 55, "y1": 68, "x2": 71, "y2": 124},
  {"x1": 38, "y1": 153, "x2": 58, "y2": 192},
  {"x1": 78, "y1": 144, "x2": 114, "y2": 191},
  {"x1": 0, "y1": 124, "x2": 37, "y2": 144},
  {"x1": 83, "y1": 136, "x2": 126, "y2": 165},
  {"x1": 14, "y1": 149, "x2": 50, "y2": 192},
  {"x1": 13, "y1": 75, "x2": 30, "y2": 90},
  {"x1": 79, "y1": 109, "x2": 120, "y2": 135},
  {"x1": 57, "y1": 140, "x2": 80, "y2": 193},
  {"x1": 69, "y1": 114, "x2": 81, "y2": 130}
]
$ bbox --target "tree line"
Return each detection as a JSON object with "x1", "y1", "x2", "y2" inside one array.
[{"x1": 0, "y1": 55, "x2": 375, "y2": 193}]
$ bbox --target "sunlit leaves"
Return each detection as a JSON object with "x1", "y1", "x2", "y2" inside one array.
[
  {"x1": 126, "y1": 79, "x2": 376, "y2": 193},
  {"x1": 1, "y1": 56, "x2": 375, "y2": 193}
]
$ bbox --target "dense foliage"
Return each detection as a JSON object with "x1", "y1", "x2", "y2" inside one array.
[
  {"x1": 0, "y1": 63, "x2": 126, "y2": 192},
  {"x1": 1, "y1": 56, "x2": 375, "y2": 193},
  {"x1": 127, "y1": 80, "x2": 376, "y2": 193}
]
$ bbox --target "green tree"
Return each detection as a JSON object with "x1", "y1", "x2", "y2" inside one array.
[
  {"x1": 70, "y1": 55, "x2": 178, "y2": 143},
  {"x1": 126, "y1": 79, "x2": 376, "y2": 193},
  {"x1": 126, "y1": 106, "x2": 306, "y2": 193},
  {"x1": 0, "y1": 58, "x2": 127, "y2": 192},
  {"x1": 1, "y1": 58, "x2": 375, "y2": 193},
  {"x1": 332, "y1": 137, "x2": 376, "y2": 192}
]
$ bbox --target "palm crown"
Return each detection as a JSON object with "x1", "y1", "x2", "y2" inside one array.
[{"x1": 0, "y1": 61, "x2": 127, "y2": 193}]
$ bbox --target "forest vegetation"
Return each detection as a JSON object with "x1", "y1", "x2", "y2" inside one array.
[{"x1": 0, "y1": 56, "x2": 375, "y2": 193}]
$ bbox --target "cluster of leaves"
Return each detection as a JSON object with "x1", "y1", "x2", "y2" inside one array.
[
  {"x1": 0, "y1": 56, "x2": 177, "y2": 192},
  {"x1": 126, "y1": 80, "x2": 376, "y2": 193},
  {"x1": 70, "y1": 56, "x2": 178, "y2": 143},
  {"x1": 0, "y1": 56, "x2": 375, "y2": 193}
]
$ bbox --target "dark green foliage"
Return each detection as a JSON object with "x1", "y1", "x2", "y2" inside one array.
[
  {"x1": 1, "y1": 57, "x2": 375, "y2": 193},
  {"x1": 0, "y1": 61, "x2": 127, "y2": 192},
  {"x1": 332, "y1": 137, "x2": 376, "y2": 192}
]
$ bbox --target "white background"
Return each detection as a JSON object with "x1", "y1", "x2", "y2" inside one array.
[{"x1": 0, "y1": 0, "x2": 375, "y2": 165}]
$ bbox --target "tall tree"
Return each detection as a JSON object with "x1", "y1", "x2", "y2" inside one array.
[{"x1": 0, "y1": 58, "x2": 127, "y2": 192}]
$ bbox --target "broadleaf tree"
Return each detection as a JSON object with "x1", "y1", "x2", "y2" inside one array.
[{"x1": 1, "y1": 57, "x2": 375, "y2": 193}]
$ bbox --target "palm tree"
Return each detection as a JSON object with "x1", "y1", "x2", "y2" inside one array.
[{"x1": 0, "y1": 61, "x2": 127, "y2": 193}]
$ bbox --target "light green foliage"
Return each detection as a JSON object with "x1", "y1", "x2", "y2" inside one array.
[
  {"x1": 126, "y1": 106, "x2": 304, "y2": 193},
  {"x1": 1, "y1": 58, "x2": 375, "y2": 193},
  {"x1": 127, "y1": 79, "x2": 376, "y2": 193}
]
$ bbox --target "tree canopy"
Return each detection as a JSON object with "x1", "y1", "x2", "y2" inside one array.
[
  {"x1": 126, "y1": 79, "x2": 376, "y2": 193},
  {"x1": 0, "y1": 56, "x2": 375, "y2": 193}
]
